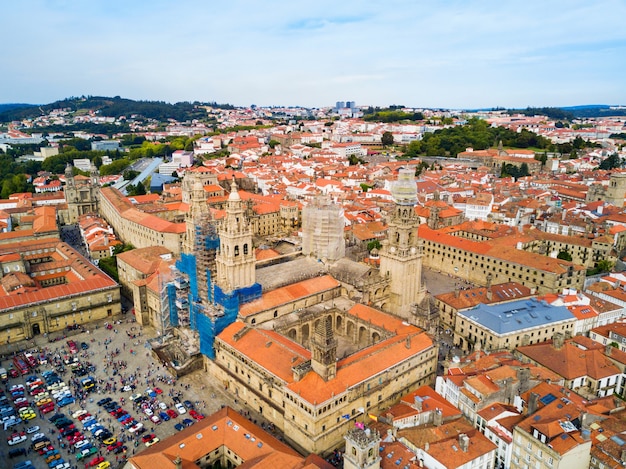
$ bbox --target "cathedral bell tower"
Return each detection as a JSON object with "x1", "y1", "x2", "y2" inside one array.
[
  {"x1": 379, "y1": 168, "x2": 425, "y2": 320},
  {"x1": 215, "y1": 181, "x2": 256, "y2": 293},
  {"x1": 310, "y1": 315, "x2": 337, "y2": 381},
  {"x1": 184, "y1": 179, "x2": 210, "y2": 254}
]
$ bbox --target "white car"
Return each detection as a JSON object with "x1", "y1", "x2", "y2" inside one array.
[
  {"x1": 144, "y1": 408, "x2": 153, "y2": 417},
  {"x1": 72, "y1": 409, "x2": 88, "y2": 419},
  {"x1": 121, "y1": 385, "x2": 133, "y2": 392},
  {"x1": 8, "y1": 434, "x2": 27, "y2": 445},
  {"x1": 75, "y1": 439, "x2": 91, "y2": 449},
  {"x1": 128, "y1": 422, "x2": 144, "y2": 433},
  {"x1": 26, "y1": 425, "x2": 40, "y2": 434},
  {"x1": 158, "y1": 402, "x2": 167, "y2": 410},
  {"x1": 175, "y1": 403, "x2": 187, "y2": 414},
  {"x1": 54, "y1": 390, "x2": 71, "y2": 401},
  {"x1": 30, "y1": 432, "x2": 45, "y2": 441}
]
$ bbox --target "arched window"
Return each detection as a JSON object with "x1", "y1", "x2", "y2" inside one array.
[
  {"x1": 243, "y1": 244, "x2": 248, "y2": 255},
  {"x1": 234, "y1": 245, "x2": 239, "y2": 256}
]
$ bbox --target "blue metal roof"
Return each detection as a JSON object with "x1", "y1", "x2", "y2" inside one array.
[{"x1": 458, "y1": 297, "x2": 574, "y2": 335}]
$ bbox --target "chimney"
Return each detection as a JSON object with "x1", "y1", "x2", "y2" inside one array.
[
  {"x1": 606, "y1": 344, "x2": 613, "y2": 356},
  {"x1": 173, "y1": 456, "x2": 182, "y2": 469},
  {"x1": 406, "y1": 335, "x2": 411, "y2": 349},
  {"x1": 621, "y1": 449, "x2": 626, "y2": 465},
  {"x1": 517, "y1": 367, "x2": 531, "y2": 393},
  {"x1": 552, "y1": 332, "x2": 564, "y2": 350},
  {"x1": 424, "y1": 442, "x2": 429, "y2": 452},
  {"x1": 528, "y1": 392, "x2": 539, "y2": 415},
  {"x1": 414, "y1": 396, "x2": 423, "y2": 412},
  {"x1": 459, "y1": 434, "x2": 470, "y2": 452},
  {"x1": 433, "y1": 409, "x2": 443, "y2": 427}
]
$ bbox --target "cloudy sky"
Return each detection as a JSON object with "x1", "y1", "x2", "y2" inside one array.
[{"x1": 2, "y1": 0, "x2": 625, "y2": 109}]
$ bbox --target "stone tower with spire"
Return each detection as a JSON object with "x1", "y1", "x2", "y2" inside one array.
[
  {"x1": 215, "y1": 180, "x2": 256, "y2": 293},
  {"x1": 184, "y1": 178, "x2": 210, "y2": 254},
  {"x1": 310, "y1": 315, "x2": 337, "y2": 381},
  {"x1": 379, "y1": 168, "x2": 425, "y2": 321}
]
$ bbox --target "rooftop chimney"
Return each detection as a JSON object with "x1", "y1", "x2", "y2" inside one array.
[
  {"x1": 605, "y1": 344, "x2": 613, "y2": 356},
  {"x1": 459, "y1": 434, "x2": 470, "y2": 452},
  {"x1": 552, "y1": 332, "x2": 564, "y2": 350},
  {"x1": 433, "y1": 408, "x2": 443, "y2": 427},
  {"x1": 173, "y1": 456, "x2": 182, "y2": 469},
  {"x1": 413, "y1": 396, "x2": 423, "y2": 412},
  {"x1": 528, "y1": 392, "x2": 539, "y2": 415}
]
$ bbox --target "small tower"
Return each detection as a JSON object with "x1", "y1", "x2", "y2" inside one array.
[
  {"x1": 64, "y1": 162, "x2": 99, "y2": 223},
  {"x1": 605, "y1": 172, "x2": 626, "y2": 208},
  {"x1": 89, "y1": 162, "x2": 100, "y2": 187},
  {"x1": 343, "y1": 426, "x2": 381, "y2": 469},
  {"x1": 379, "y1": 168, "x2": 425, "y2": 320},
  {"x1": 310, "y1": 316, "x2": 337, "y2": 381},
  {"x1": 215, "y1": 180, "x2": 256, "y2": 293},
  {"x1": 65, "y1": 163, "x2": 75, "y2": 189}
]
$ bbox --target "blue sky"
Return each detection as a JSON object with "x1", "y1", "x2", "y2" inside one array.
[{"x1": 2, "y1": 0, "x2": 625, "y2": 109}]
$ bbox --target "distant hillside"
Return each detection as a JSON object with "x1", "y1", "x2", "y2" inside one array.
[
  {"x1": 0, "y1": 103, "x2": 36, "y2": 114},
  {"x1": 0, "y1": 96, "x2": 235, "y2": 123},
  {"x1": 506, "y1": 105, "x2": 626, "y2": 120}
]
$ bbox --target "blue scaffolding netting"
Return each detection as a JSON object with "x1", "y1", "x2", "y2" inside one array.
[
  {"x1": 173, "y1": 250, "x2": 262, "y2": 359},
  {"x1": 167, "y1": 283, "x2": 178, "y2": 327}
]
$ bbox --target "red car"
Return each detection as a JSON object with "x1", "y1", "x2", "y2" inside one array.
[
  {"x1": 189, "y1": 410, "x2": 204, "y2": 420},
  {"x1": 77, "y1": 413, "x2": 92, "y2": 421},
  {"x1": 166, "y1": 409, "x2": 178, "y2": 419},
  {"x1": 69, "y1": 434, "x2": 85, "y2": 445},
  {"x1": 38, "y1": 444, "x2": 55, "y2": 455},
  {"x1": 41, "y1": 403, "x2": 55, "y2": 413},
  {"x1": 153, "y1": 387, "x2": 163, "y2": 395},
  {"x1": 141, "y1": 433, "x2": 156, "y2": 443},
  {"x1": 107, "y1": 441, "x2": 123, "y2": 452},
  {"x1": 67, "y1": 340, "x2": 78, "y2": 354},
  {"x1": 86, "y1": 456, "x2": 104, "y2": 467},
  {"x1": 9, "y1": 368, "x2": 19, "y2": 378}
]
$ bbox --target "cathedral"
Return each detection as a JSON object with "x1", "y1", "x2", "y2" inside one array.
[{"x1": 168, "y1": 168, "x2": 437, "y2": 455}]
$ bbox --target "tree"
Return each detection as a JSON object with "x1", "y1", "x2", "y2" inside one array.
[
  {"x1": 268, "y1": 140, "x2": 280, "y2": 149},
  {"x1": 557, "y1": 250, "x2": 572, "y2": 261},
  {"x1": 126, "y1": 181, "x2": 146, "y2": 196},
  {"x1": 597, "y1": 259, "x2": 614, "y2": 273},
  {"x1": 367, "y1": 240, "x2": 382, "y2": 251},
  {"x1": 381, "y1": 131, "x2": 394, "y2": 147},
  {"x1": 599, "y1": 153, "x2": 622, "y2": 170}
]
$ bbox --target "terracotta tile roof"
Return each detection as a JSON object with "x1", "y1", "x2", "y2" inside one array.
[
  {"x1": 517, "y1": 340, "x2": 621, "y2": 380},
  {"x1": 100, "y1": 187, "x2": 186, "y2": 234},
  {"x1": 239, "y1": 275, "x2": 340, "y2": 317},
  {"x1": 117, "y1": 246, "x2": 173, "y2": 276},
  {"x1": 129, "y1": 406, "x2": 319, "y2": 469},
  {"x1": 220, "y1": 303, "x2": 434, "y2": 406},
  {"x1": 0, "y1": 239, "x2": 117, "y2": 311}
]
